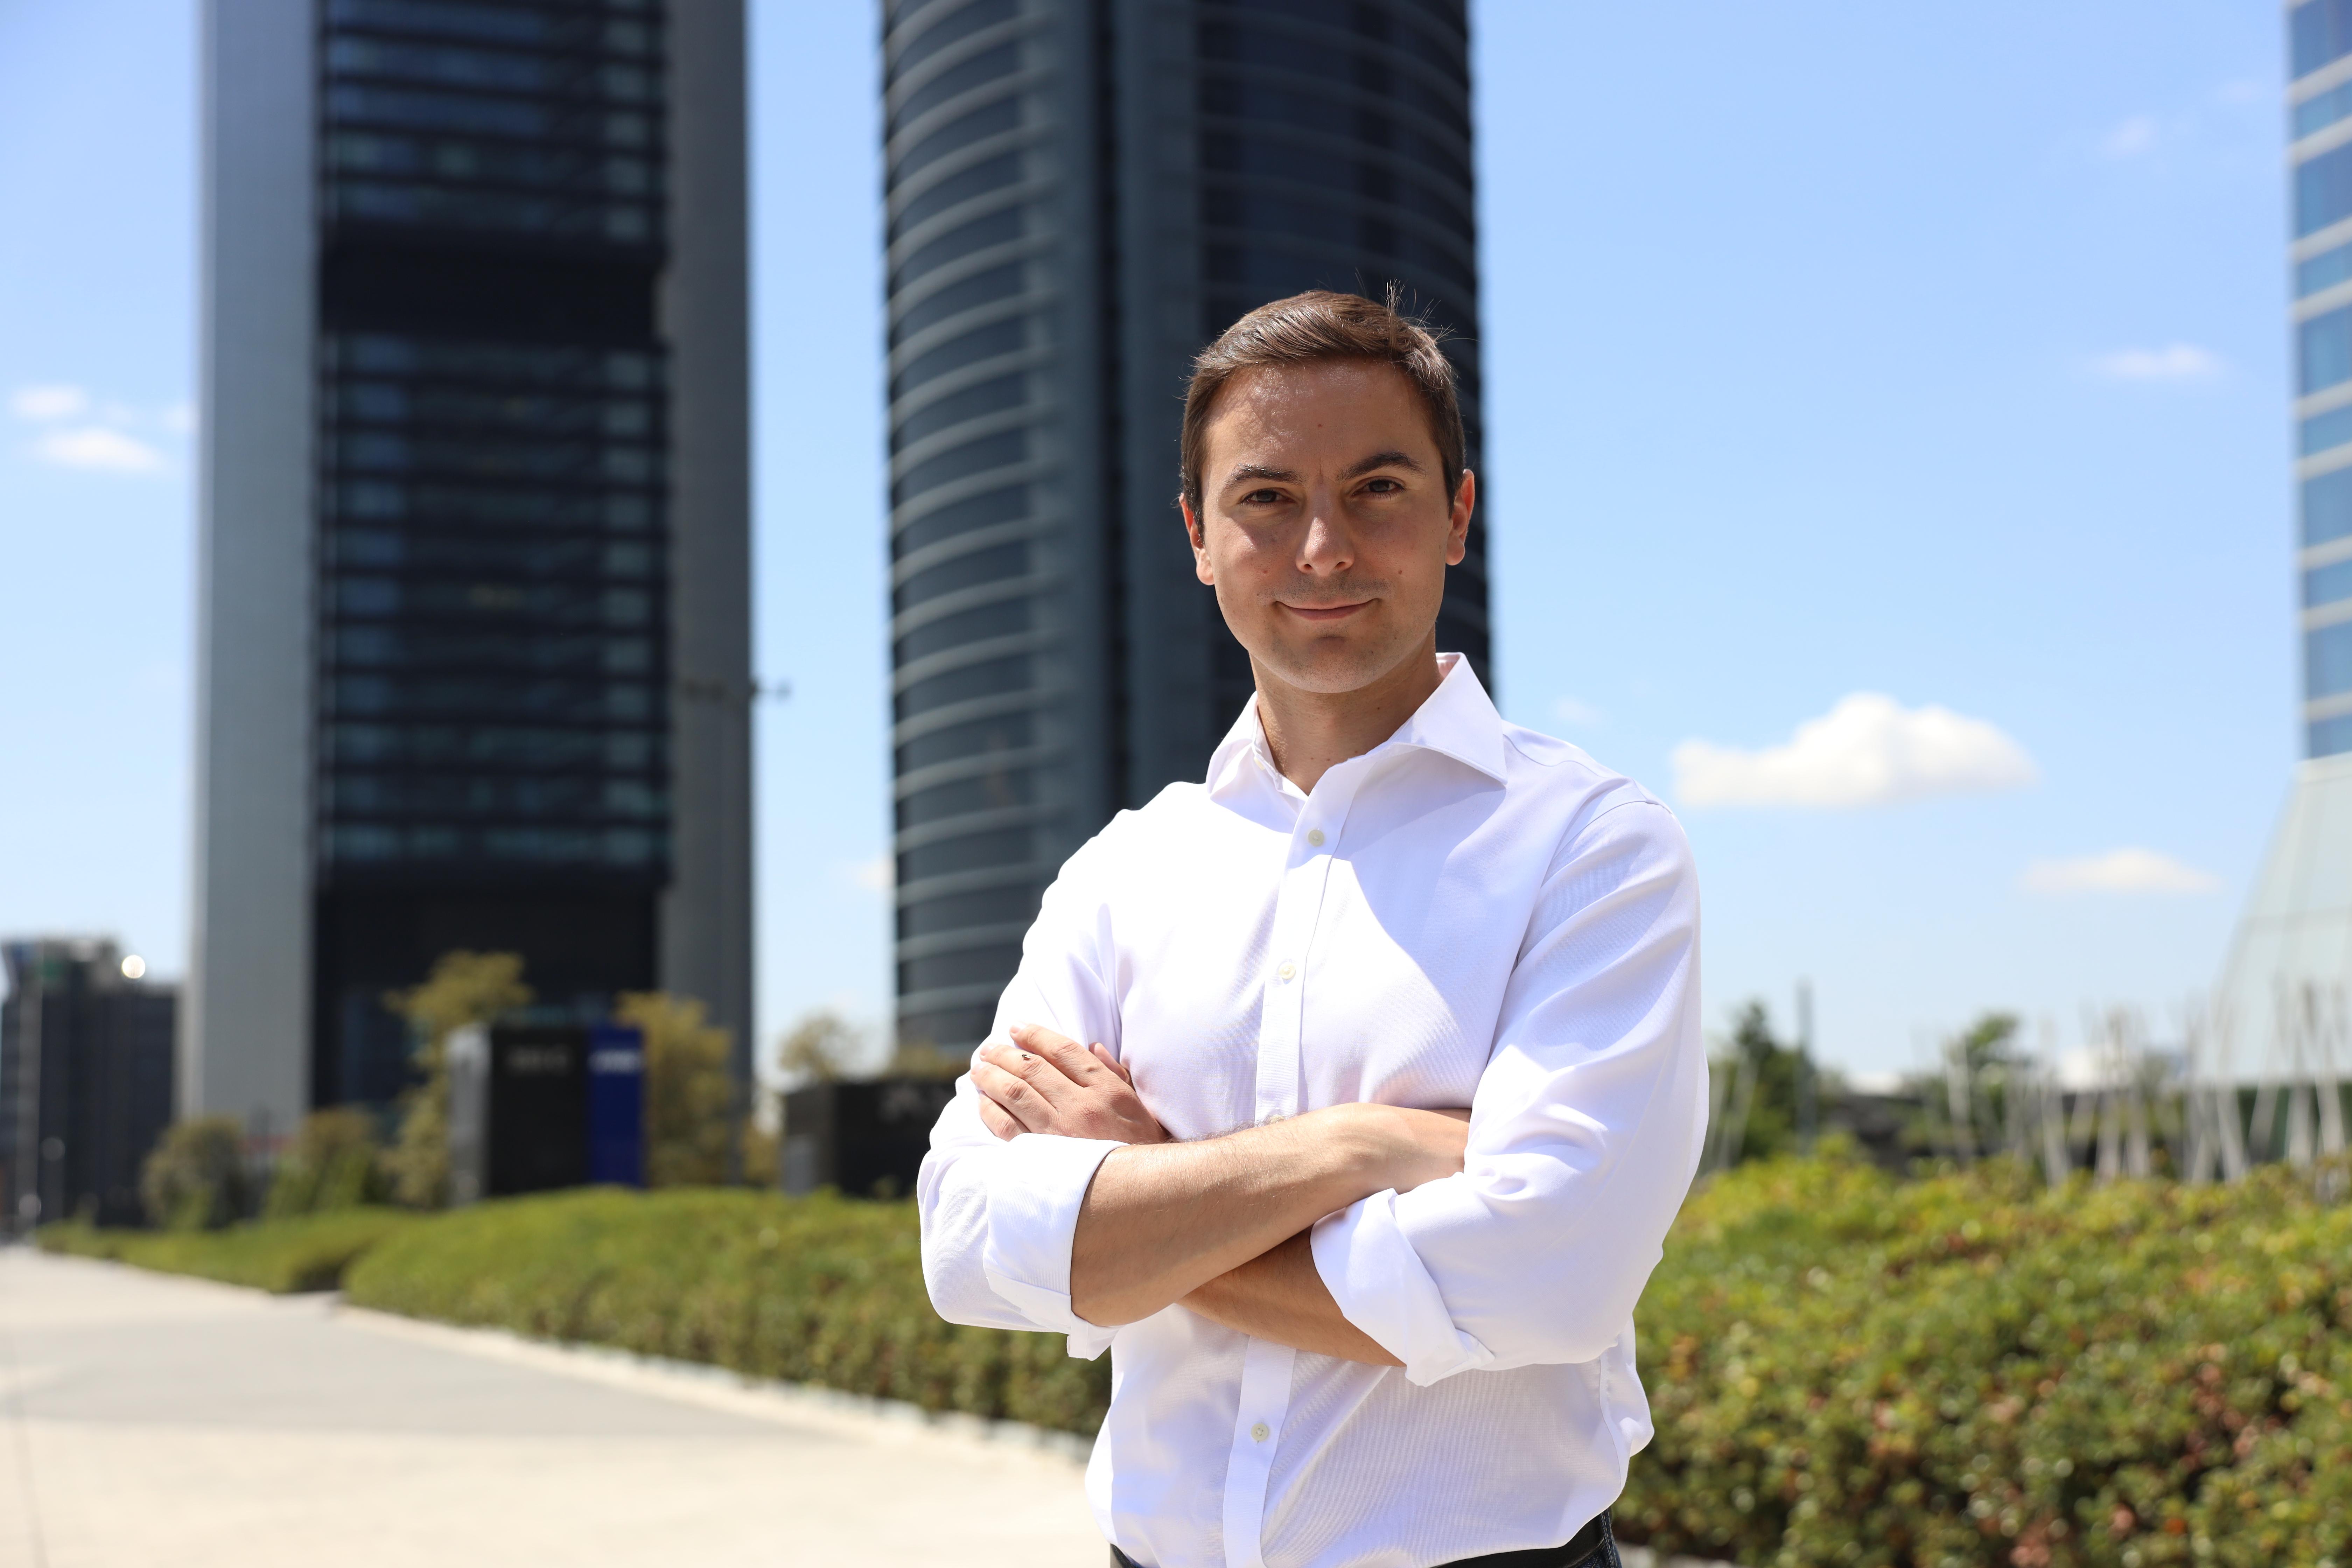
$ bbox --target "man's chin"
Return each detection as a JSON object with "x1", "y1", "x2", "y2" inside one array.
[{"x1": 1252, "y1": 637, "x2": 1426, "y2": 699}]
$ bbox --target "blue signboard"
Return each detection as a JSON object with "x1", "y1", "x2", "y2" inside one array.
[{"x1": 585, "y1": 1024, "x2": 646, "y2": 1188}]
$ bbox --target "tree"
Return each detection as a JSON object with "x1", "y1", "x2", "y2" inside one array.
[
  {"x1": 776, "y1": 1008, "x2": 862, "y2": 1084},
  {"x1": 1903, "y1": 1011, "x2": 2023, "y2": 1163},
  {"x1": 1708, "y1": 1001, "x2": 1808, "y2": 1169},
  {"x1": 886, "y1": 1038, "x2": 971, "y2": 1079},
  {"x1": 140, "y1": 1116, "x2": 252, "y2": 1231},
  {"x1": 775, "y1": 1008, "x2": 958, "y2": 1082},
  {"x1": 264, "y1": 1108, "x2": 387, "y2": 1218},
  {"x1": 616, "y1": 990, "x2": 735, "y2": 1188},
  {"x1": 381, "y1": 951, "x2": 532, "y2": 1208}
]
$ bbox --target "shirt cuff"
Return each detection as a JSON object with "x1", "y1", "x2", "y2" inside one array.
[
  {"x1": 979, "y1": 1132, "x2": 1125, "y2": 1342},
  {"x1": 1312, "y1": 1189, "x2": 1494, "y2": 1386}
]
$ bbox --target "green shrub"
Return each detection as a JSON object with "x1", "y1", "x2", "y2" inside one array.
[
  {"x1": 1623, "y1": 1151, "x2": 2352, "y2": 1568},
  {"x1": 39, "y1": 1207, "x2": 416, "y2": 1293},
  {"x1": 265, "y1": 1108, "x2": 389, "y2": 1219},
  {"x1": 139, "y1": 1115, "x2": 252, "y2": 1230},
  {"x1": 341, "y1": 1186, "x2": 1110, "y2": 1433}
]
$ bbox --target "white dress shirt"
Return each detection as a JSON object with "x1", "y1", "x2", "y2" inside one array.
[{"x1": 918, "y1": 655, "x2": 1707, "y2": 1568}]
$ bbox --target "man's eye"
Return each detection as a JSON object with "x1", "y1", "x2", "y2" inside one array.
[
  {"x1": 1243, "y1": 489, "x2": 1282, "y2": 505},
  {"x1": 1364, "y1": 478, "x2": 1402, "y2": 494}
]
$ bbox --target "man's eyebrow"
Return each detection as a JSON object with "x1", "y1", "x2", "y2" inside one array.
[
  {"x1": 1342, "y1": 449, "x2": 1422, "y2": 479},
  {"x1": 1225, "y1": 463, "x2": 1298, "y2": 485}
]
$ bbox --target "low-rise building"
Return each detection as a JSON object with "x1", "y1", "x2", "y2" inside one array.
[{"x1": 1, "y1": 939, "x2": 176, "y2": 1229}]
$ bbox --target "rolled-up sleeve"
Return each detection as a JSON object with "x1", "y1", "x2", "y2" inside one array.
[
  {"x1": 916, "y1": 827, "x2": 1130, "y2": 1359},
  {"x1": 1311, "y1": 798, "x2": 1707, "y2": 1386}
]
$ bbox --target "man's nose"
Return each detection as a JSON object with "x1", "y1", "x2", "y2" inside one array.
[{"x1": 1298, "y1": 489, "x2": 1354, "y2": 573}]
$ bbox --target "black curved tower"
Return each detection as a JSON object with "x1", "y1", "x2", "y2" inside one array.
[{"x1": 882, "y1": 0, "x2": 1484, "y2": 1055}]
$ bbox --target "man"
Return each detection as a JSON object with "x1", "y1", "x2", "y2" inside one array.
[{"x1": 917, "y1": 290, "x2": 1706, "y2": 1568}]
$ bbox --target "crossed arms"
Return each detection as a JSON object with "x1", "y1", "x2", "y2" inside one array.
[
  {"x1": 915, "y1": 798, "x2": 1708, "y2": 1384},
  {"x1": 969, "y1": 1023, "x2": 1473, "y2": 1364}
]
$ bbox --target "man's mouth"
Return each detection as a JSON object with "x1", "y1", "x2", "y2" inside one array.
[{"x1": 1280, "y1": 599, "x2": 1372, "y2": 623}]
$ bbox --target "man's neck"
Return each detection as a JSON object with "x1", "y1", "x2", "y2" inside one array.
[{"x1": 1252, "y1": 638, "x2": 1445, "y2": 796}]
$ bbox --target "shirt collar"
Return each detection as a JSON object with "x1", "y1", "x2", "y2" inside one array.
[{"x1": 1205, "y1": 652, "x2": 1510, "y2": 795}]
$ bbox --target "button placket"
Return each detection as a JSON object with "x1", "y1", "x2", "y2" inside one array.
[
  {"x1": 1223, "y1": 781, "x2": 1362, "y2": 1566},
  {"x1": 1219, "y1": 1340, "x2": 1296, "y2": 1568},
  {"x1": 1252, "y1": 774, "x2": 1361, "y2": 1127}
]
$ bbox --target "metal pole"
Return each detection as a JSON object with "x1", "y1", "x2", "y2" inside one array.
[{"x1": 1795, "y1": 979, "x2": 1817, "y2": 1153}]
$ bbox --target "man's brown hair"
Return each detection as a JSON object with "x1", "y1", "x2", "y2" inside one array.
[{"x1": 1180, "y1": 288, "x2": 1466, "y2": 514}]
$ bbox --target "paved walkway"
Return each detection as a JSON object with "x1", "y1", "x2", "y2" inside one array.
[{"x1": 0, "y1": 1245, "x2": 1103, "y2": 1568}]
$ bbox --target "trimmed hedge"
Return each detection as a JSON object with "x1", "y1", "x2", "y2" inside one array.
[
  {"x1": 37, "y1": 1207, "x2": 416, "y2": 1293},
  {"x1": 38, "y1": 1156, "x2": 2352, "y2": 1566},
  {"x1": 1626, "y1": 1154, "x2": 2352, "y2": 1568},
  {"x1": 340, "y1": 1186, "x2": 1108, "y2": 1434}
]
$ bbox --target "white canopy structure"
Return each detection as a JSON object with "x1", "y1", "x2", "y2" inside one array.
[{"x1": 2214, "y1": 754, "x2": 2352, "y2": 1109}]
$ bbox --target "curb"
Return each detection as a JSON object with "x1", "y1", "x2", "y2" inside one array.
[{"x1": 329, "y1": 1299, "x2": 1096, "y2": 1468}]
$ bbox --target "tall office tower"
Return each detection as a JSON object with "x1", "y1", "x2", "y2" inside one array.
[
  {"x1": 1, "y1": 940, "x2": 177, "y2": 1230},
  {"x1": 882, "y1": 0, "x2": 1488, "y2": 1055},
  {"x1": 2216, "y1": 0, "x2": 2352, "y2": 1077},
  {"x1": 191, "y1": 0, "x2": 751, "y2": 1138}
]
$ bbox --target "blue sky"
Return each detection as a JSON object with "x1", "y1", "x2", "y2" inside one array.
[{"x1": 0, "y1": 2, "x2": 2298, "y2": 1079}]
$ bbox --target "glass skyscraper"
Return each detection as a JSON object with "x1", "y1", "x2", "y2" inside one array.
[
  {"x1": 190, "y1": 0, "x2": 750, "y2": 1135},
  {"x1": 2293, "y1": 1, "x2": 2352, "y2": 757},
  {"x1": 2212, "y1": 2, "x2": 2352, "y2": 1077},
  {"x1": 880, "y1": 0, "x2": 1487, "y2": 1055}
]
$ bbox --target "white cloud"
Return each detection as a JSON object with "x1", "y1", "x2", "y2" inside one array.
[
  {"x1": 2214, "y1": 79, "x2": 2265, "y2": 106},
  {"x1": 2100, "y1": 113, "x2": 2160, "y2": 158},
  {"x1": 10, "y1": 384, "x2": 88, "y2": 421},
  {"x1": 2091, "y1": 343, "x2": 2224, "y2": 382},
  {"x1": 2020, "y1": 848, "x2": 2220, "y2": 896},
  {"x1": 843, "y1": 853, "x2": 892, "y2": 892},
  {"x1": 11, "y1": 385, "x2": 191, "y2": 471},
  {"x1": 1551, "y1": 695, "x2": 1604, "y2": 728},
  {"x1": 1671, "y1": 692, "x2": 2038, "y2": 810},
  {"x1": 33, "y1": 426, "x2": 167, "y2": 474}
]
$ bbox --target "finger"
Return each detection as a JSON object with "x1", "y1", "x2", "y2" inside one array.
[
  {"x1": 1009, "y1": 1023, "x2": 1111, "y2": 1085},
  {"x1": 1090, "y1": 1042, "x2": 1133, "y2": 1085},
  {"x1": 976, "y1": 1094, "x2": 1022, "y2": 1141},
  {"x1": 971, "y1": 1060, "x2": 1054, "y2": 1130},
  {"x1": 979, "y1": 1038, "x2": 1078, "y2": 1103}
]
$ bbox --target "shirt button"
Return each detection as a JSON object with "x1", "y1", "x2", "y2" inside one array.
[
  {"x1": 1276, "y1": 961, "x2": 1296, "y2": 981},
  {"x1": 1251, "y1": 1422, "x2": 1271, "y2": 1443},
  {"x1": 1306, "y1": 828, "x2": 1325, "y2": 847}
]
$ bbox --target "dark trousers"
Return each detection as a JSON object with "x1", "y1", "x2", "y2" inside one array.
[{"x1": 1109, "y1": 1508, "x2": 1619, "y2": 1568}]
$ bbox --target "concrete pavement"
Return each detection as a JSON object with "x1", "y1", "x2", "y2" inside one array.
[{"x1": 0, "y1": 1245, "x2": 1103, "y2": 1568}]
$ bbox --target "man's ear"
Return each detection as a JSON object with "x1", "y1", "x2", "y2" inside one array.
[
  {"x1": 1180, "y1": 495, "x2": 1215, "y2": 585},
  {"x1": 1445, "y1": 470, "x2": 1475, "y2": 568}
]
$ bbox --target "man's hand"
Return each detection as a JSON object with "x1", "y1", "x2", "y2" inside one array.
[{"x1": 971, "y1": 1023, "x2": 1170, "y2": 1145}]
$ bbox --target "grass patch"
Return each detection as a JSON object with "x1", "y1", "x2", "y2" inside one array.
[{"x1": 37, "y1": 1206, "x2": 418, "y2": 1293}]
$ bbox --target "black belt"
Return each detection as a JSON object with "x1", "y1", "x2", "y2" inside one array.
[{"x1": 1109, "y1": 1508, "x2": 1615, "y2": 1568}]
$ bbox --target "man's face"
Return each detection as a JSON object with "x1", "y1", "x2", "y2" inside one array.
[{"x1": 1184, "y1": 360, "x2": 1473, "y2": 697}]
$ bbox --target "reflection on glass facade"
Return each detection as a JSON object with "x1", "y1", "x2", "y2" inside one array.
[
  {"x1": 881, "y1": 0, "x2": 1486, "y2": 1052},
  {"x1": 2298, "y1": 240, "x2": 2352, "y2": 297},
  {"x1": 314, "y1": 0, "x2": 674, "y2": 1104},
  {"x1": 2296, "y1": 0, "x2": 2352, "y2": 758}
]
